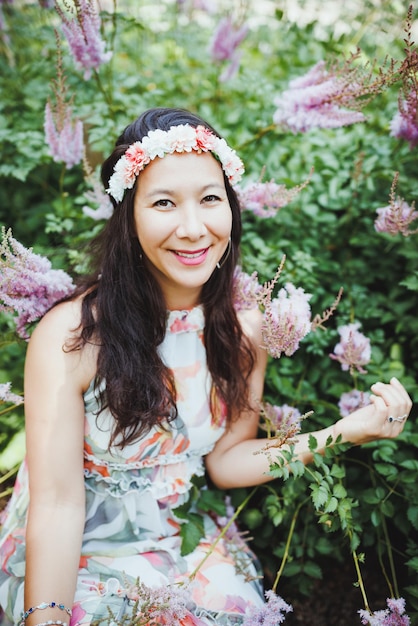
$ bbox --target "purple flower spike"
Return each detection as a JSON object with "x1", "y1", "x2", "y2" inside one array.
[
  {"x1": 44, "y1": 102, "x2": 84, "y2": 169},
  {"x1": 358, "y1": 597, "x2": 410, "y2": 625},
  {"x1": 273, "y1": 60, "x2": 367, "y2": 133},
  {"x1": 243, "y1": 589, "x2": 293, "y2": 625},
  {"x1": 330, "y1": 322, "x2": 371, "y2": 375},
  {"x1": 338, "y1": 389, "x2": 371, "y2": 417},
  {"x1": 262, "y1": 283, "x2": 312, "y2": 359},
  {"x1": 0, "y1": 228, "x2": 75, "y2": 339},
  {"x1": 374, "y1": 172, "x2": 418, "y2": 237},
  {"x1": 56, "y1": 0, "x2": 112, "y2": 79},
  {"x1": 209, "y1": 16, "x2": 248, "y2": 81}
]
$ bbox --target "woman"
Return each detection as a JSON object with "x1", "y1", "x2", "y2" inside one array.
[{"x1": 0, "y1": 107, "x2": 412, "y2": 626}]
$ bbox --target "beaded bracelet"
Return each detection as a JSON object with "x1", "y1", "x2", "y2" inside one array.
[{"x1": 20, "y1": 603, "x2": 72, "y2": 625}]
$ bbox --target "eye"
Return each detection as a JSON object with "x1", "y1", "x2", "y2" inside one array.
[
  {"x1": 153, "y1": 199, "x2": 174, "y2": 208},
  {"x1": 202, "y1": 194, "x2": 222, "y2": 203}
]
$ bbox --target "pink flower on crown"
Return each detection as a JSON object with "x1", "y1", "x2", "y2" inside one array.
[
  {"x1": 107, "y1": 125, "x2": 244, "y2": 202},
  {"x1": 195, "y1": 125, "x2": 217, "y2": 151},
  {"x1": 125, "y1": 142, "x2": 151, "y2": 175}
]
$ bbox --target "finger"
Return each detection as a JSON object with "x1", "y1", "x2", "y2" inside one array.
[
  {"x1": 370, "y1": 386, "x2": 409, "y2": 429},
  {"x1": 370, "y1": 381, "x2": 405, "y2": 407},
  {"x1": 390, "y1": 377, "x2": 413, "y2": 407}
]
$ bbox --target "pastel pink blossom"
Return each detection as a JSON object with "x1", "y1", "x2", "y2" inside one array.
[
  {"x1": 236, "y1": 178, "x2": 309, "y2": 218},
  {"x1": 390, "y1": 90, "x2": 418, "y2": 149},
  {"x1": 338, "y1": 389, "x2": 371, "y2": 417},
  {"x1": 232, "y1": 266, "x2": 263, "y2": 311},
  {"x1": 44, "y1": 101, "x2": 84, "y2": 169},
  {"x1": 243, "y1": 589, "x2": 293, "y2": 625},
  {"x1": 273, "y1": 60, "x2": 366, "y2": 133},
  {"x1": 209, "y1": 16, "x2": 248, "y2": 81},
  {"x1": 0, "y1": 228, "x2": 75, "y2": 339},
  {"x1": 374, "y1": 199, "x2": 418, "y2": 237},
  {"x1": 82, "y1": 187, "x2": 113, "y2": 220},
  {"x1": 0, "y1": 382, "x2": 23, "y2": 406},
  {"x1": 260, "y1": 403, "x2": 302, "y2": 437},
  {"x1": 262, "y1": 283, "x2": 312, "y2": 358},
  {"x1": 56, "y1": 0, "x2": 112, "y2": 80},
  {"x1": 359, "y1": 597, "x2": 410, "y2": 625},
  {"x1": 330, "y1": 322, "x2": 371, "y2": 375},
  {"x1": 121, "y1": 579, "x2": 205, "y2": 625}
]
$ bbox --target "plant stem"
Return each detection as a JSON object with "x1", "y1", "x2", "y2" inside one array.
[
  {"x1": 272, "y1": 498, "x2": 309, "y2": 593},
  {"x1": 188, "y1": 487, "x2": 258, "y2": 581},
  {"x1": 351, "y1": 537, "x2": 370, "y2": 613},
  {"x1": 381, "y1": 515, "x2": 399, "y2": 597},
  {"x1": 0, "y1": 465, "x2": 19, "y2": 485}
]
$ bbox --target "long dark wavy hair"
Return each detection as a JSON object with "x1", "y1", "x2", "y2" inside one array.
[{"x1": 70, "y1": 107, "x2": 255, "y2": 448}]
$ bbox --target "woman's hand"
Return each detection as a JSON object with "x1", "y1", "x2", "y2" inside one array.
[{"x1": 335, "y1": 377, "x2": 413, "y2": 445}]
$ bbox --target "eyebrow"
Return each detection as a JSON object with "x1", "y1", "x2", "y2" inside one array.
[{"x1": 144, "y1": 183, "x2": 225, "y2": 199}]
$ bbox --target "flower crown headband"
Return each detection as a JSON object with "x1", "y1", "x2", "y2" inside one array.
[{"x1": 106, "y1": 124, "x2": 245, "y2": 202}]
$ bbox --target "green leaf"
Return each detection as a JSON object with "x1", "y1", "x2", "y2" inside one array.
[
  {"x1": 405, "y1": 557, "x2": 418, "y2": 573},
  {"x1": 310, "y1": 483, "x2": 330, "y2": 510},
  {"x1": 407, "y1": 506, "x2": 418, "y2": 531},
  {"x1": 333, "y1": 484, "x2": 347, "y2": 499},
  {"x1": 197, "y1": 489, "x2": 226, "y2": 516},
  {"x1": 179, "y1": 513, "x2": 205, "y2": 556},
  {"x1": 303, "y1": 560, "x2": 323, "y2": 579},
  {"x1": 308, "y1": 434, "x2": 319, "y2": 451},
  {"x1": 324, "y1": 496, "x2": 338, "y2": 513}
]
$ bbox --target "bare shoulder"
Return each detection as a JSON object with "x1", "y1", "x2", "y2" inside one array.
[
  {"x1": 27, "y1": 298, "x2": 97, "y2": 393},
  {"x1": 237, "y1": 307, "x2": 264, "y2": 344}
]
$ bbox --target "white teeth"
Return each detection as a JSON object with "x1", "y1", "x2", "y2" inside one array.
[{"x1": 176, "y1": 251, "x2": 204, "y2": 258}]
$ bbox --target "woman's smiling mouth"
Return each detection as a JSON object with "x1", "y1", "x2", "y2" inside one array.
[{"x1": 172, "y1": 248, "x2": 209, "y2": 265}]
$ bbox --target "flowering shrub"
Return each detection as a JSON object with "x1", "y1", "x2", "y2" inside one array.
[{"x1": 0, "y1": 1, "x2": 417, "y2": 623}]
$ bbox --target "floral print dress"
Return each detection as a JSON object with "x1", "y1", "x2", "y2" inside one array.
[{"x1": 0, "y1": 307, "x2": 264, "y2": 625}]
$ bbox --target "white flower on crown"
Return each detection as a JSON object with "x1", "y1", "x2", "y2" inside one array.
[{"x1": 106, "y1": 124, "x2": 245, "y2": 202}]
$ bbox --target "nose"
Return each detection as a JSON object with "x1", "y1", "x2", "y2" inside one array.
[{"x1": 175, "y1": 204, "x2": 208, "y2": 241}]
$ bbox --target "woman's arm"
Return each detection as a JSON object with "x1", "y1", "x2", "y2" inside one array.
[
  {"x1": 206, "y1": 310, "x2": 412, "y2": 490},
  {"x1": 23, "y1": 300, "x2": 96, "y2": 626}
]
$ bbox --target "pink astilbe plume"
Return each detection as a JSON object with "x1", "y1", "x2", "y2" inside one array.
[
  {"x1": 209, "y1": 16, "x2": 248, "y2": 82},
  {"x1": 273, "y1": 51, "x2": 398, "y2": 133},
  {"x1": 258, "y1": 403, "x2": 306, "y2": 452},
  {"x1": 55, "y1": 0, "x2": 112, "y2": 79},
  {"x1": 273, "y1": 60, "x2": 365, "y2": 132},
  {"x1": 236, "y1": 259, "x2": 340, "y2": 359},
  {"x1": 120, "y1": 579, "x2": 206, "y2": 625},
  {"x1": 359, "y1": 597, "x2": 410, "y2": 626},
  {"x1": 44, "y1": 101, "x2": 84, "y2": 169},
  {"x1": 338, "y1": 389, "x2": 371, "y2": 417},
  {"x1": 0, "y1": 382, "x2": 23, "y2": 406},
  {"x1": 236, "y1": 170, "x2": 312, "y2": 218},
  {"x1": 374, "y1": 172, "x2": 418, "y2": 237},
  {"x1": 82, "y1": 157, "x2": 113, "y2": 220},
  {"x1": 330, "y1": 322, "x2": 371, "y2": 375},
  {"x1": 243, "y1": 590, "x2": 293, "y2": 625},
  {"x1": 44, "y1": 37, "x2": 84, "y2": 169},
  {"x1": 390, "y1": 5, "x2": 418, "y2": 149},
  {"x1": 0, "y1": 228, "x2": 75, "y2": 339},
  {"x1": 261, "y1": 281, "x2": 312, "y2": 359},
  {"x1": 232, "y1": 266, "x2": 263, "y2": 311},
  {"x1": 390, "y1": 90, "x2": 418, "y2": 149}
]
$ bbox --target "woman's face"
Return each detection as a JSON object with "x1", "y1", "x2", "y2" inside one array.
[{"x1": 133, "y1": 150, "x2": 232, "y2": 310}]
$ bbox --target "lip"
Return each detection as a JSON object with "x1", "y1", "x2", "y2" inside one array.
[{"x1": 171, "y1": 247, "x2": 209, "y2": 266}]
